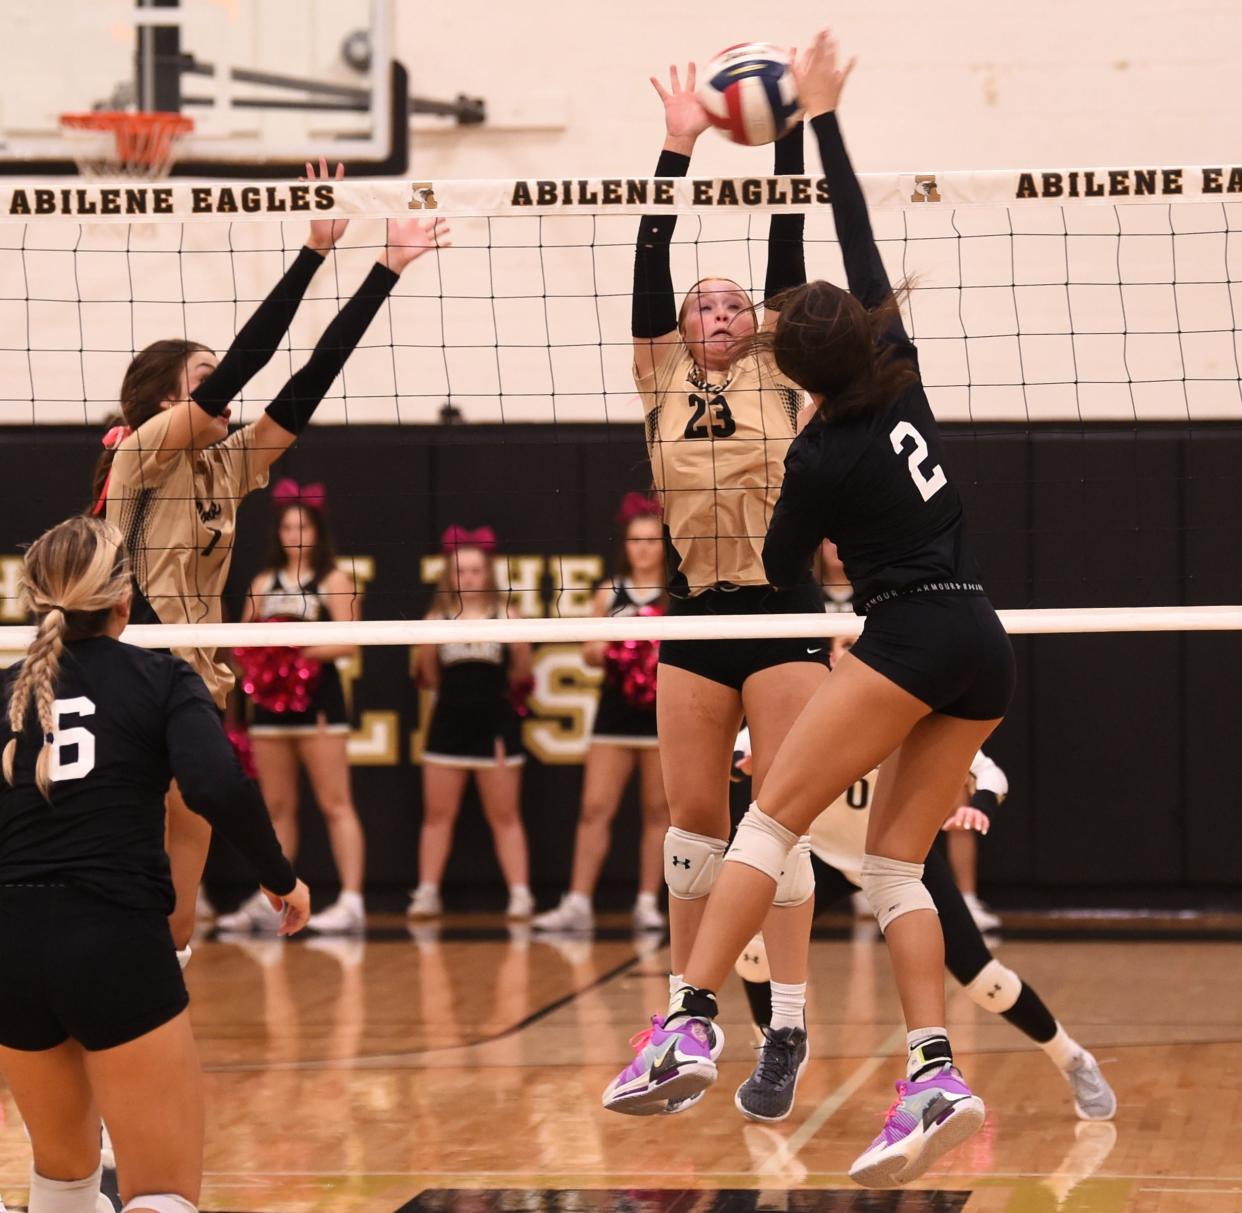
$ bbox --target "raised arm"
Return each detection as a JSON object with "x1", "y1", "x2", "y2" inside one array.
[
  {"x1": 249, "y1": 215, "x2": 451, "y2": 469},
  {"x1": 763, "y1": 121, "x2": 807, "y2": 311},
  {"x1": 795, "y1": 34, "x2": 905, "y2": 333},
  {"x1": 633, "y1": 64, "x2": 711, "y2": 381},
  {"x1": 762, "y1": 440, "x2": 828, "y2": 590}
]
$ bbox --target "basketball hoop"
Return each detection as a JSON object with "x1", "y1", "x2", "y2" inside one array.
[{"x1": 58, "y1": 111, "x2": 194, "y2": 180}]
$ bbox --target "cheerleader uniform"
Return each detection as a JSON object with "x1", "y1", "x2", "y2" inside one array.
[
  {"x1": 591, "y1": 578, "x2": 661, "y2": 749},
  {"x1": 423, "y1": 624, "x2": 525, "y2": 768},
  {"x1": 248, "y1": 570, "x2": 350, "y2": 737}
]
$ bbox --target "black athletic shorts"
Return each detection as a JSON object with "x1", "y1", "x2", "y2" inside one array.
[
  {"x1": 850, "y1": 590, "x2": 1015, "y2": 720},
  {"x1": 0, "y1": 884, "x2": 188, "y2": 1052},
  {"x1": 659, "y1": 584, "x2": 830, "y2": 692}
]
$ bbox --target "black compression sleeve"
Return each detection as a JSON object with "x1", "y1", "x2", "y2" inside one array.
[
  {"x1": 763, "y1": 442, "x2": 826, "y2": 589},
  {"x1": 765, "y1": 122, "x2": 806, "y2": 301},
  {"x1": 191, "y1": 245, "x2": 325, "y2": 417},
  {"x1": 632, "y1": 148, "x2": 690, "y2": 339},
  {"x1": 264, "y1": 260, "x2": 399, "y2": 436},
  {"x1": 810, "y1": 113, "x2": 906, "y2": 338},
  {"x1": 968, "y1": 789, "x2": 1000, "y2": 818},
  {"x1": 165, "y1": 665, "x2": 296, "y2": 896}
]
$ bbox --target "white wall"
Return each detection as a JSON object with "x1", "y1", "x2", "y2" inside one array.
[{"x1": 400, "y1": 0, "x2": 1242, "y2": 175}]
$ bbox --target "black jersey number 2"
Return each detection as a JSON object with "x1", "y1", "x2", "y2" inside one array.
[
  {"x1": 684, "y1": 393, "x2": 736, "y2": 440},
  {"x1": 889, "y1": 421, "x2": 947, "y2": 502}
]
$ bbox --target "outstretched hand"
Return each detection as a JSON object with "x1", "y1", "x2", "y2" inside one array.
[
  {"x1": 650, "y1": 63, "x2": 711, "y2": 150},
  {"x1": 382, "y1": 216, "x2": 452, "y2": 274},
  {"x1": 942, "y1": 805, "x2": 990, "y2": 834},
  {"x1": 790, "y1": 30, "x2": 856, "y2": 120},
  {"x1": 304, "y1": 158, "x2": 349, "y2": 252}
]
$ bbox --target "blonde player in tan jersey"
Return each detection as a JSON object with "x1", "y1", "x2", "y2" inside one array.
[
  {"x1": 90, "y1": 162, "x2": 450, "y2": 951},
  {"x1": 628, "y1": 66, "x2": 830, "y2": 1115}
]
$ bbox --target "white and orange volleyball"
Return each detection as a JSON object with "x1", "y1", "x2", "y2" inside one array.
[{"x1": 697, "y1": 43, "x2": 800, "y2": 146}]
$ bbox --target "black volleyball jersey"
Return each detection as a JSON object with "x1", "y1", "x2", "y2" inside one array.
[
  {"x1": 762, "y1": 110, "x2": 982, "y2": 612},
  {"x1": 764, "y1": 365, "x2": 979, "y2": 610},
  {"x1": 0, "y1": 637, "x2": 295, "y2": 912}
]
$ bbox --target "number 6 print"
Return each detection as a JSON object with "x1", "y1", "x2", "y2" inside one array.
[
  {"x1": 49, "y1": 696, "x2": 96, "y2": 783},
  {"x1": 889, "y1": 421, "x2": 948, "y2": 503}
]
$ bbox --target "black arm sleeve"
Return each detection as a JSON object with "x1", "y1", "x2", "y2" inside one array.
[
  {"x1": 632, "y1": 148, "x2": 691, "y2": 339},
  {"x1": 264, "y1": 261, "x2": 400, "y2": 436},
  {"x1": 165, "y1": 664, "x2": 296, "y2": 895},
  {"x1": 810, "y1": 111, "x2": 906, "y2": 339},
  {"x1": 191, "y1": 245, "x2": 325, "y2": 416},
  {"x1": 967, "y1": 789, "x2": 1000, "y2": 818},
  {"x1": 765, "y1": 122, "x2": 806, "y2": 302},
  {"x1": 763, "y1": 441, "x2": 827, "y2": 589}
]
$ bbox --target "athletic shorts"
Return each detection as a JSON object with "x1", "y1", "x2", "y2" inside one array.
[
  {"x1": 850, "y1": 590, "x2": 1015, "y2": 720},
  {"x1": 0, "y1": 884, "x2": 188, "y2": 1052},
  {"x1": 659, "y1": 584, "x2": 830, "y2": 692}
]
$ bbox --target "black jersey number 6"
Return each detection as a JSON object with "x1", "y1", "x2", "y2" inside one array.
[
  {"x1": 684, "y1": 393, "x2": 737, "y2": 440},
  {"x1": 889, "y1": 421, "x2": 947, "y2": 502}
]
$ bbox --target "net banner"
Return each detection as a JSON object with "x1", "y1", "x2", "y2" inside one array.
[{"x1": 5, "y1": 164, "x2": 1242, "y2": 221}]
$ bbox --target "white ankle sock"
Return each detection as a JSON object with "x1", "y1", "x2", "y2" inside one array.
[
  {"x1": 668, "y1": 972, "x2": 685, "y2": 1005},
  {"x1": 906, "y1": 1026, "x2": 952, "y2": 1080},
  {"x1": 769, "y1": 980, "x2": 807, "y2": 1032},
  {"x1": 564, "y1": 891, "x2": 591, "y2": 911},
  {"x1": 635, "y1": 891, "x2": 658, "y2": 909},
  {"x1": 338, "y1": 890, "x2": 364, "y2": 912},
  {"x1": 28, "y1": 1164, "x2": 101, "y2": 1213},
  {"x1": 1041, "y1": 1023, "x2": 1084, "y2": 1070}
]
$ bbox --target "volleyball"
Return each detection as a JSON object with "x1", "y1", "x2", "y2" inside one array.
[{"x1": 697, "y1": 42, "x2": 800, "y2": 145}]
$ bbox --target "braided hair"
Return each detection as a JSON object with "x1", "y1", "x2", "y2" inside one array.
[{"x1": 3, "y1": 517, "x2": 130, "y2": 799}]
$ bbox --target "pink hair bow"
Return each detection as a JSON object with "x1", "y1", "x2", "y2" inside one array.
[
  {"x1": 441, "y1": 524, "x2": 497, "y2": 554},
  {"x1": 616, "y1": 491, "x2": 662, "y2": 526},
  {"x1": 272, "y1": 478, "x2": 327, "y2": 513},
  {"x1": 101, "y1": 424, "x2": 133, "y2": 450}
]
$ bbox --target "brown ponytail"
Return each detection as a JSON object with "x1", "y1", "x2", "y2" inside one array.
[
  {"x1": 746, "y1": 279, "x2": 918, "y2": 421},
  {"x1": 89, "y1": 338, "x2": 211, "y2": 513},
  {"x1": 3, "y1": 517, "x2": 130, "y2": 800}
]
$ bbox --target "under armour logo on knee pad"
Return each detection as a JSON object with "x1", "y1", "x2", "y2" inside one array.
[{"x1": 671, "y1": 856, "x2": 691, "y2": 869}]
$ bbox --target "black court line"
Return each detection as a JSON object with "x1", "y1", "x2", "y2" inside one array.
[{"x1": 394, "y1": 1189, "x2": 974, "y2": 1212}]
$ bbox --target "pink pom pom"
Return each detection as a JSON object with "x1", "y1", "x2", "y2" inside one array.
[
  {"x1": 233, "y1": 617, "x2": 322, "y2": 714},
  {"x1": 603, "y1": 604, "x2": 663, "y2": 711}
]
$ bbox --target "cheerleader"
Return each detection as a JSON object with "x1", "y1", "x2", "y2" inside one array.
[
  {"x1": 408, "y1": 528, "x2": 534, "y2": 920},
  {"x1": 90, "y1": 163, "x2": 449, "y2": 952},
  {"x1": 533, "y1": 493, "x2": 669, "y2": 933},
  {"x1": 0, "y1": 516, "x2": 307, "y2": 1213},
  {"x1": 216, "y1": 480, "x2": 366, "y2": 935},
  {"x1": 630, "y1": 64, "x2": 831, "y2": 1108},
  {"x1": 606, "y1": 34, "x2": 1017, "y2": 1189}
]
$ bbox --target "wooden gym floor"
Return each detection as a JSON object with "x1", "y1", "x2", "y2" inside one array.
[{"x1": 0, "y1": 912, "x2": 1239, "y2": 1212}]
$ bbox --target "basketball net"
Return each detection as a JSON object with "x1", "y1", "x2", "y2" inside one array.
[{"x1": 58, "y1": 111, "x2": 194, "y2": 180}]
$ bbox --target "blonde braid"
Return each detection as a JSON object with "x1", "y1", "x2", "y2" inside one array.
[{"x1": 3, "y1": 516, "x2": 130, "y2": 801}]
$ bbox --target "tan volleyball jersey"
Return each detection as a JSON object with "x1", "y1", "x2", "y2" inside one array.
[
  {"x1": 105, "y1": 409, "x2": 270, "y2": 706},
  {"x1": 636, "y1": 343, "x2": 803, "y2": 595}
]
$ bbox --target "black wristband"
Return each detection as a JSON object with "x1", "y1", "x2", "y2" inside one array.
[
  {"x1": 968, "y1": 789, "x2": 999, "y2": 818},
  {"x1": 654, "y1": 148, "x2": 691, "y2": 179}
]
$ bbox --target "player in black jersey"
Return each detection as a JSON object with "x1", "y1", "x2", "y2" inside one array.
[
  {"x1": 0, "y1": 516, "x2": 308, "y2": 1213},
  {"x1": 604, "y1": 33, "x2": 1015, "y2": 1188},
  {"x1": 534, "y1": 494, "x2": 669, "y2": 933}
]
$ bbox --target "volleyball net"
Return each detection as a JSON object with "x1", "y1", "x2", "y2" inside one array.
[{"x1": 1, "y1": 166, "x2": 1241, "y2": 648}]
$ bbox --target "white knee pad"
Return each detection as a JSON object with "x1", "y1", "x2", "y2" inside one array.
[
  {"x1": 772, "y1": 837, "x2": 814, "y2": 907},
  {"x1": 663, "y1": 827, "x2": 727, "y2": 900},
  {"x1": 120, "y1": 1196, "x2": 196, "y2": 1213},
  {"x1": 725, "y1": 803, "x2": 799, "y2": 883},
  {"x1": 963, "y1": 958, "x2": 1022, "y2": 1013},
  {"x1": 859, "y1": 853, "x2": 936, "y2": 932},
  {"x1": 734, "y1": 931, "x2": 771, "y2": 983},
  {"x1": 28, "y1": 1166, "x2": 101, "y2": 1213}
]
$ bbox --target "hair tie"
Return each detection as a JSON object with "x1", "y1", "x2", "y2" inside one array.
[
  {"x1": 44, "y1": 733, "x2": 54, "y2": 745},
  {"x1": 272, "y1": 478, "x2": 327, "y2": 513},
  {"x1": 441, "y1": 524, "x2": 497, "y2": 554}
]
